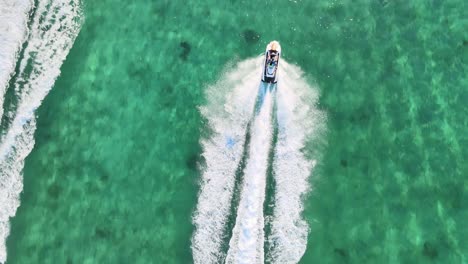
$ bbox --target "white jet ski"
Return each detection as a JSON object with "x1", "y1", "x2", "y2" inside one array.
[{"x1": 261, "y1": 40, "x2": 281, "y2": 83}]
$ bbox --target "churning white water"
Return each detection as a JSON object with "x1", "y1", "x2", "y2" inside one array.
[
  {"x1": 192, "y1": 58, "x2": 263, "y2": 264},
  {"x1": 265, "y1": 60, "x2": 326, "y2": 264},
  {"x1": 225, "y1": 84, "x2": 275, "y2": 264}
]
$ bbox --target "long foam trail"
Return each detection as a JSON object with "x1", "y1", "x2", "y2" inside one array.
[
  {"x1": 0, "y1": 0, "x2": 32, "y2": 120},
  {"x1": 0, "y1": 1, "x2": 83, "y2": 262},
  {"x1": 266, "y1": 61, "x2": 326, "y2": 264},
  {"x1": 192, "y1": 57, "x2": 263, "y2": 264},
  {"x1": 225, "y1": 85, "x2": 275, "y2": 264}
]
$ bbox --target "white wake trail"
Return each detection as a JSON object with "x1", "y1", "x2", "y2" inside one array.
[
  {"x1": 0, "y1": 1, "x2": 83, "y2": 262},
  {"x1": 226, "y1": 85, "x2": 275, "y2": 264},
  {"x1": 266, "y1": 61, "x2": 326, "y2": 264},
  {"x1": 192, "y1": 57, "x2": 263, "y2": 264},
  {"x1": 0, "y1": 0, "x2": 32, "y2": 121}
]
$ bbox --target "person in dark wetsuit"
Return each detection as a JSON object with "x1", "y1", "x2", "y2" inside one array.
[{"x1": 269, "y1": 51, "x2": 277, "y2": 66}]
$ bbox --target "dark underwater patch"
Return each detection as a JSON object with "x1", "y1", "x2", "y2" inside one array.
[
  {"x1": 47, "y1": 182, "x2": 62, "y2": 199},
  {"x1": 333, "y1": 247, "x2": 349, "y2": 259},
  {"x1": 422, "y1": 241, "x2": 438, "y2": 259},
  {"x1": 186, "y1": 153, "x2": 199, "y2": 171},
  {"x1": 94, "y1": 226, "x2": 112, "y2": 239},
  {"x1": 340, "y1": 158, "x2": 348, "y2": 167},
  {"x1": 241, "y1": 29, "x2": 260, "y2": 44},
  {"x1": 179, "y1": 41, "x2": 191, "y2": 61}
]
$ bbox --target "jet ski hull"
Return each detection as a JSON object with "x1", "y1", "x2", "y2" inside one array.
[{"x1": 261, "y1": 41, "x2": 281, "y2": 84}]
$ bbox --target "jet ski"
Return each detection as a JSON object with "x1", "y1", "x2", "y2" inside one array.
[{"x1": 261, "y1": 41, "x2": 281, "y2": 83}]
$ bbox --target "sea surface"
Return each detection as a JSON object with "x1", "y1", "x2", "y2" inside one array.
[{"x1": 1, "y1": 0, "x2": 467, "y2": 263}]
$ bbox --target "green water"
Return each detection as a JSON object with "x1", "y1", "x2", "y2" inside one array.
[{"x1": 6, "y1": 0, "x2": 468, "y2": 263}]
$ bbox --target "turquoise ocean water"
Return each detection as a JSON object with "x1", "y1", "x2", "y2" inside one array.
[{"x1": 1, "y1": 0, "x2": 467, "y2": 263}]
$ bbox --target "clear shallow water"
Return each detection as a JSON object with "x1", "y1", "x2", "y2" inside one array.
[{"x1": 2, "y1": 0, "x2": 467, "y2": 263}]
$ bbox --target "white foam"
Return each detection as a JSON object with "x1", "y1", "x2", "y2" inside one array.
[
  {"x1": 0, "y1": 1, "x2": 83, "y2": 262},
  {"x1": 225, "y1": 85, "x2": 274, "y2": 264},
  {"x1": 0, "y1": 0, "x2": 32, "y2": 121},
  {"x1": 192, "y1": 57, "x2": 263, "y2": 264},
  {"x1": 265, "y1": 61, "x2": 326, "y2": 264}
]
